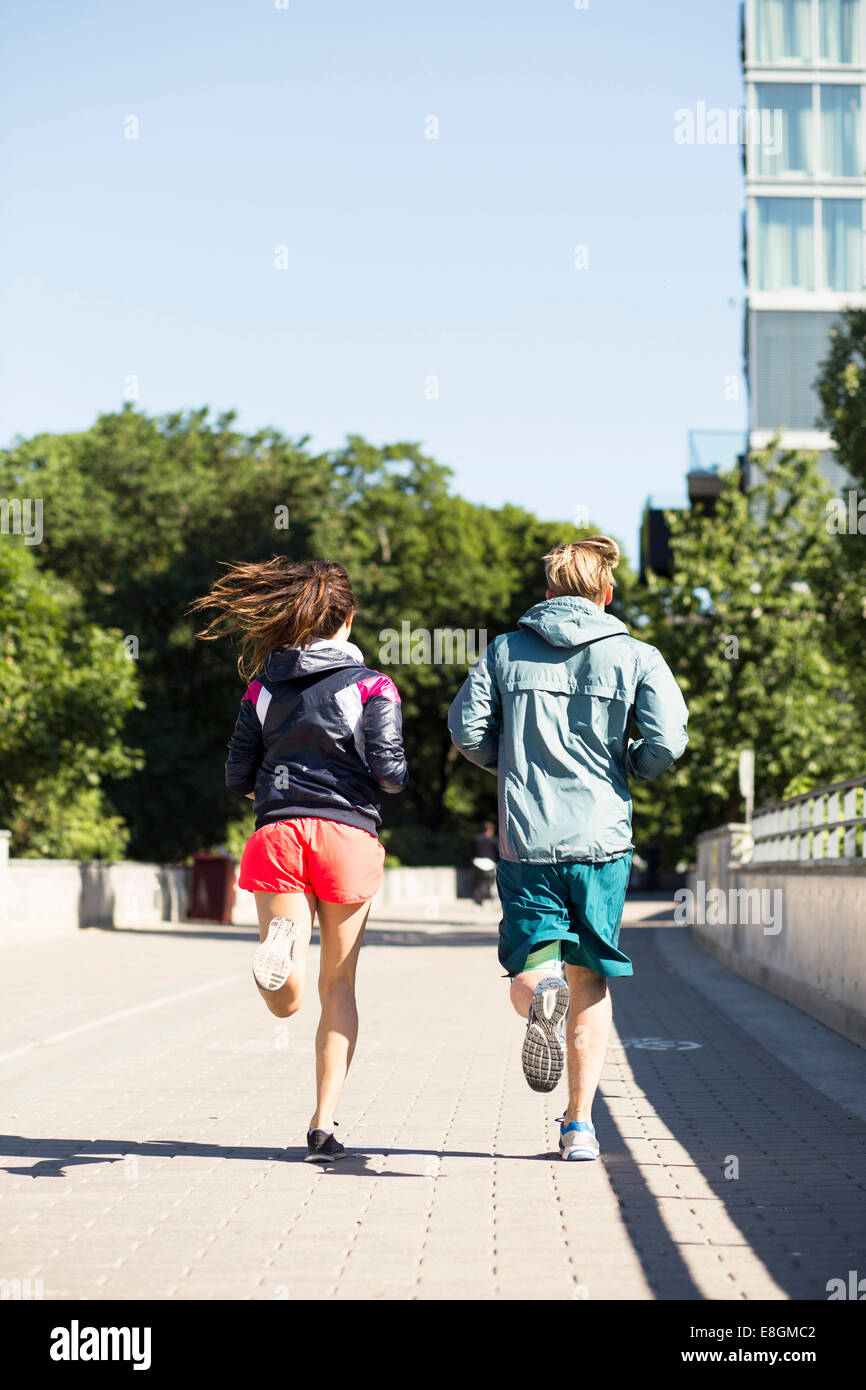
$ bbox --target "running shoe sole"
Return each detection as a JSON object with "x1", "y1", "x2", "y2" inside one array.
[
  {"x1": 521, "y1": 975, "x2": 570, "y2": 1093},
  {"x1": 252, "y1": 918, "x2": 297, "y2": 992}
]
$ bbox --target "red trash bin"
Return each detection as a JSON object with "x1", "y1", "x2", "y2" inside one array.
[{"x1": 190, "y1": 853, "x2": 237, "y2": 924}]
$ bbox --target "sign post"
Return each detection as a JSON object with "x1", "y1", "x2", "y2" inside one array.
[{"x1": 739, "y1": 748, "x2": 755, "y2": 826}]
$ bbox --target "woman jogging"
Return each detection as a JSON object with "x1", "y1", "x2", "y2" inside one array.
[{"x1": 190, "y1": 558, "x2": 409, "y2": 1163}]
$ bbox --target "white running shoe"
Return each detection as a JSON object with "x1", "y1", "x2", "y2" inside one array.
[
  {"x1": 521, "y1": 975, "x2": 570, "y2": 1093},
  {"x1": 252, "y1": 917, "x2": 298, "y2": 991}
]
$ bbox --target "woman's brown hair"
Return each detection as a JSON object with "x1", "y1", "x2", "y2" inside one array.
[{"x1": 189, "y1": 558, "x2": 357, "y2": 680}]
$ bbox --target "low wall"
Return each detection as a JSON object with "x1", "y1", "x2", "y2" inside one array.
[
  {"x1": 3, "y1": 860, "x2": 190, "y2": 937},
  {"x1": 229, "y1": 865, "x2": 473, "y2": 926},
  {"x1": 689, "y1": 824, "x2": 866, "y2": 1049},
  {"x1": 0, "y1": 849, "x2": 471, "y2": 938}
]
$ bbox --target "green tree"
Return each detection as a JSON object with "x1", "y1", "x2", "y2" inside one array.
[
  {"x1": 1, "y1": 407, "x2": 632, "y2": 865},
  {"x1": 327, "y1": 437, "x2": 628, "y2": 860},
  {"x1": 327, "y1": 438, "x2": 524, "y2": 859},
  {"x1": 0, "y1": 541, "x2": 140, "y2": 857},
  {"x1": 814, "y1": 309, "x2": 866, "y2": 724},
  {"x1": 1, "y1": 407, "x2": 335, "y2": 860},
  {"x1": 816, "y1": 306, "x2": 866, "y2": 495},
  {"x1": 634, "y1": 444, "x2": 866, "y2": 866}
]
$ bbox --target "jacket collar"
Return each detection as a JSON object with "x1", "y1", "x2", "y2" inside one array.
[{"x1": 308, "y1": 638, "x2": 365, "y2": 663}]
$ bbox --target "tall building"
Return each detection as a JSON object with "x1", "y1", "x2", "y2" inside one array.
[
  {"x1": 639, "y1": 432, "x2": 742, "y2": 581},
  {"x1": 742, "y1": 0, "x2": 865, "y2": 489}
]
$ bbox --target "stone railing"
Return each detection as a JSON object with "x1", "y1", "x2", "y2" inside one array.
[
  {"x1": 689, "y1": 784, "x2": 866, "y2": 1048},
  {"x1": 750, "y1": 775, "x2": 866, "y2": 864}
]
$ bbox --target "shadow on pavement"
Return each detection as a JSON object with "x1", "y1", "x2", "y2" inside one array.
[
  {"x1": 0, "y1": 1136, "x2": 573, "y2": 1180},
  {"x1": 603, "y1": 928, "x2": 866, "y2": 1301},
  {"x1": 591, "y1": 1089, "x2": 703, "y2": 1299},
  {"x1": 95, "y1": 922, "x2": 502, "y2": 947}
]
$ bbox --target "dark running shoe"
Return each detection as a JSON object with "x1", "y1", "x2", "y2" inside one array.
[
  {"x1": 521, "y1": 975, "x2": 570, "y2": 1093},
  {"x1": 305, "y1": 1127, "x2": 346, "y2": 1163}
]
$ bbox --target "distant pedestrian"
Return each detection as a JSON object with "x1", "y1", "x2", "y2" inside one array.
[
  {"x1": 448, "y1": 537, "x2": 687, "y2": 1161},
  {"x1": 190, "y1": 558, "x2": 408, "y2": 1163},
  {"x1": 644, "y1": 842, "x2": 661, "y2": 892},
  {"x1": 471, "y1": 819, "x2": 499, "y2": 905}
]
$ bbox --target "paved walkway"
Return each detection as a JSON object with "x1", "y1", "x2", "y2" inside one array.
[{"x1": 0, "y1": 898, "x2": 864, "y2": 1300}]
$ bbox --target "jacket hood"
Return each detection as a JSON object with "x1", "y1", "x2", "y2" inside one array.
[
  {"x1": 517, "y1": 596, "x2": 628, "y2": 650},
  {"x1": 264, "y1": 639, "x2": 365, "y2": 683}
]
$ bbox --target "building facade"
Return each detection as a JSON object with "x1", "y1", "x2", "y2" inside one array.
[{"x1": 742, "y1": 0, "x2": 866, "y2": 488}]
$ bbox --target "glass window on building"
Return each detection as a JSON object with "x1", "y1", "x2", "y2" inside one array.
[
  {"x1": 756, "y1": 197, "x2": 815, "y2": 288},
  {"x1": 820, "y1": 0, "x2": 862, "y2": 63},
  {"x1": 755, "y1": 83, "x2": 813, "y2": 174},
  {"x1": 822, "y1": 198, "x2": 864, "y2": 286},
  {"x1": 817, "y1": 449, "x2": 855, "y2": 491},
  {"x1": 750, "y1": 310, "x2": 840, "y2": 429},
  {"x1": 755, "y1": 0, "x2": 813, "y2": 61},
  {"x1": 820, "y1": 85, "x2": 861, "y2": 175}
]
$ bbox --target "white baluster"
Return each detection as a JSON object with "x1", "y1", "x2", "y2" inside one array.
[
  {"x1": 843, "y1": 787, "x2": 858, "y2": 858},
  {"x1": 785, "y1": 804, "x2": 796, "y2": 860},
  {"x1": 799, "y1": 798, "x2": 812, "y2": 860},
  {"x1": 826, "y1": 792, "x2": 840, "y2": 858}
]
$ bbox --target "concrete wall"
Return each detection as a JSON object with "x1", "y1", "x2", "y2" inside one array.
[
  {"x1": 689, "y1": 824, "x2": 866, "y2": 1049},
  {"x1": 230, "y1": 865, "x2": 473, "y2": 926},
  {"x1": 2, "y1": 860, "x2": 189, "y2": 937},
  {"x1": 0, "y1": 847, "x2": 471, "y2": 937}
]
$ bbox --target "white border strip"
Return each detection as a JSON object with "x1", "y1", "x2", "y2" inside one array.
[{"x1": 0, "y1": 974, "x2": 243, "y2": 1066}]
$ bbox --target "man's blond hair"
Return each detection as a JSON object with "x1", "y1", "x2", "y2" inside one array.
[{"x1": 543, "y1": 536, "x2": 620, "y2": 603}]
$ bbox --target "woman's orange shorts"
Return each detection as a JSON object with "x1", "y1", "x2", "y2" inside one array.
[{"x1": 238, "y1": 816, "x2": 385, "y2": 903}]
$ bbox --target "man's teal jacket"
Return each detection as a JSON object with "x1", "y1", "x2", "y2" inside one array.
[{"x1": 447, "y1": 596, "x2": 689, "y2": 863}]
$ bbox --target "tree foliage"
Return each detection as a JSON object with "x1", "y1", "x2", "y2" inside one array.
[
  {"x1": 0, "y1": 541, "x2": 140, "y2": 857},
  {"x1": 9, "y1": 405, "x2": 857, "y2": 872},
  {"x1": 816, "y1": 306, "x2": 866, "y2": 496},
  {"x1": 1, "y1": 408, "x2": 616, "y2": 863},
  {"x1": 634, "y1": 444, "x2": 866, "y2": 866}
]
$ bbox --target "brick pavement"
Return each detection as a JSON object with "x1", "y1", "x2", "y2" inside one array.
[{"x1": 0, "y1": 901, "x2": 864, "y2": 1301}]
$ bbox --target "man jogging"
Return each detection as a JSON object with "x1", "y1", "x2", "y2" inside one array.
[{"x1": 447, "y1": 536, "x2": 688, "y2": 1161}]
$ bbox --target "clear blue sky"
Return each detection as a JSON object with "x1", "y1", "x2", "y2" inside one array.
[{"x1": 0, "y1": 0, "x2": 747, "y2": 564}]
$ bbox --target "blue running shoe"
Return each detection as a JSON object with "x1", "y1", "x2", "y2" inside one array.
[{"x1": 559, "y1": 1119, "x2": 599, "y2": 1161}]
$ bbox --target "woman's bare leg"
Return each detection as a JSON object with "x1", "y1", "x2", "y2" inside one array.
[
  {"x1": 252, "y1": 891, "x2": 315, "y2": 1018},
  {"x1": 309, "y1": 899, "x2": 371, "y2": 1132}
]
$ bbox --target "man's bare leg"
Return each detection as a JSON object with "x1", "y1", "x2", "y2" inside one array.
[
  {"x1": 509, "y1": 969, "x2": 553, "y2": 1019},
  {"x1": 562, "y1": 963, "x2": 611, "y2": 1125},
  {"x1": 510, "y1": 953, "x2": 570, "y2": 1093}
]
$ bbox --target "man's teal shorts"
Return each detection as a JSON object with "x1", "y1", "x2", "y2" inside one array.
[{"x1": 496, "y1": 852, "x2": 634, "y2": 979}]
